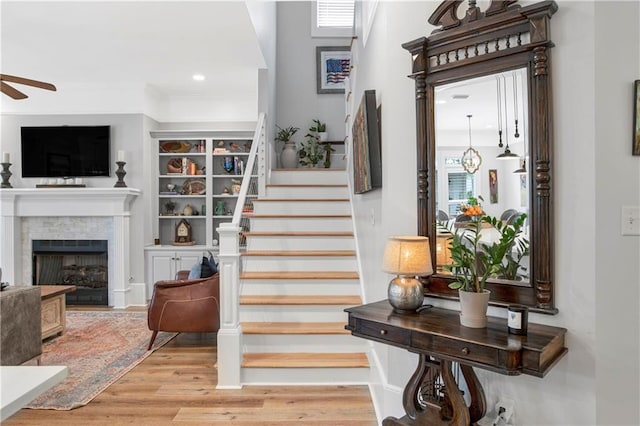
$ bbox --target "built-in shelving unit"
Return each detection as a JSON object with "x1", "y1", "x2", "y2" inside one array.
[{"x1": 146, "y1": 130, "x2": 253, "y2": 287}]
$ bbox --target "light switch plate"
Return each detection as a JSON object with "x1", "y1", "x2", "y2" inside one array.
[{"x1": 621, "y1": 206, "x2": 640, "y2": 236}]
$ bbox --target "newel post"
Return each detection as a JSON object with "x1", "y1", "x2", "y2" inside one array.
[{"x1": 216, "y1": 222, "x2": 242, "y2": 389}]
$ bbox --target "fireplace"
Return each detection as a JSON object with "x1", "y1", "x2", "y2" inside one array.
[{"x1": 32, "y1": 240, "x2": 108, "y2": 305}]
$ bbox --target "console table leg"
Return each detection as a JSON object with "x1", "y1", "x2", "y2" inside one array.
[
  {"x1": 403, "y1": 353, "x2": 431, "y2": 419},
  {"x1": 440, "y1": 359, "x2": 470, "y2": 426},
  {"x1": 460, "y1": 364, "x2": 486, "y2": 423},
  {"x1": 384, "y1": 355, "x2": 472, "y2": 425}
]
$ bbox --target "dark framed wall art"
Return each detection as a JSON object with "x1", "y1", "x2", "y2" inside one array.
[
  {"x1": 316, "y1": 46, "x2": 350, "y2": 94},
  {"x1": 634, "y1": 80, "x2": 640, "y2": 156},
  {"x1": 352, "y1": 90, "x2": 382, "y2": 194}
]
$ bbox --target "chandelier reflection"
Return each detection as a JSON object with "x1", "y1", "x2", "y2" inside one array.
[{"x1": 461, "y1": 114, "x2": 482, "y2": 174}]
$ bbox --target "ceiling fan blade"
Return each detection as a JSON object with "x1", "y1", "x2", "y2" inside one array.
[
  {"x1": 0, "y1": 74, "x2": 56, "y2": 91},
  {"x1": 0, "y1": 81, "x2": 28, "y2": 99}
]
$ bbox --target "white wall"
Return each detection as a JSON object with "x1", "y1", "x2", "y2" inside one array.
[
  {"x1": 350, "y1": 1, "x2": 639, "y2": 424},
  {"x1": 275, "y1": 1, "x2": 351, "y2": 156},
  {"x1": 594, "y1": 2, "x2": 640, "y2": 424}
]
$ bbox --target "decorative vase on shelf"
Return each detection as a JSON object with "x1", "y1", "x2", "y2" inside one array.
[
  {"x1": 182, "y1": 204, "x2": 194, "y2": 216},
  {"x1": 318, "y1": 132, "x2": 328, "y2": 142},
  {"x1": 280, "y1": 142, "x2": 298, "y2": 169},
  {"x1": 458, "y1": 289, "x2": 491, "y2": 328}
]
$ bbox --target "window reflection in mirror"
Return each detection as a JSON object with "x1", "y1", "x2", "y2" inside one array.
[{"x1": 434, "y1": 68, "x2": 530, "y2": 284}]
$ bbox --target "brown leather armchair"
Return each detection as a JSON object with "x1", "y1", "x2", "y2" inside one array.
[{"x1": 147, "y1": 272, "x2": 220, "y2": 350}]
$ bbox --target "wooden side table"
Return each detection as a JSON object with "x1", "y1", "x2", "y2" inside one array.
[
  {"x1": 345, "y1": 300, "x2": 567, "y2": 425},
  {"x1": 39, "y1": 285, "x2": 76, "y2": 340}
]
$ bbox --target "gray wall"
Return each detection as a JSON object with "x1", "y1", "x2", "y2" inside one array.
[
  {"x1": 350, "y1": 1, "x2": 639, "y2": 424},
  {"x1": 275, "y1": 1, "x2": 350, "y2": 153}
]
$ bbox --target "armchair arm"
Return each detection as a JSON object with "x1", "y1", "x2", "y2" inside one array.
[{"x1": 154, "y1": 276, "x2": 212, "y2": 289}]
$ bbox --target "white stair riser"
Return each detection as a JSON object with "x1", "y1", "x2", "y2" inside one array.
[
  {"x1": 245, "y1": 236, "x2": 355, "y2": 251},
  {"x1": 240, "y1": 280, "x2": 360, "y2": 295},
  {"x1": 241, "y1": 256, "x2": 357, "y2": 272},
  {"x1": 242, "y1": 334, "x2": 366, "y2": 353},
  {"x1": 250, "y1": 217, "x2": 352, "y2": 232},
  {"x1": 241, "y1": 367, "x2": 369, "y2": 385},
  {"x1": 270, "y1": 170, "x2": 347, "y2": 185},
  {"x1": 253, "y1": 201, "x2": 350, "y2": 215},
  {"x1": 240, "y1": 305, "x2": 350, "y2": 322},
  {"x1": 265, "y1": 186, "x2": 349, "y2": 198}
]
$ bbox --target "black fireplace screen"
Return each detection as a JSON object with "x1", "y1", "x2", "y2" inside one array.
[{"x1": 32, "y1": 240, "x2": 108, "y2": 305}]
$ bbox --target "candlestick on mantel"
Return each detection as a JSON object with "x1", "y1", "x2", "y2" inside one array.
[
  {"x1": 117, "y1": 150, "x2": 125, "y2": 162},
  {"x1": 2, "y1": 152, "x2": 9, "y2": 163},
  {"x1": 114, "y1": 161, "x2": 127, "y2": 188},
  {"x1": 1, "y1": 162, "x2": 13, "y2": 188}
]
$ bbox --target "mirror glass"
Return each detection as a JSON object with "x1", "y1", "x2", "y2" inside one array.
[{"x1": 433, "y1": 68, "x2": 530, "y2": 285}]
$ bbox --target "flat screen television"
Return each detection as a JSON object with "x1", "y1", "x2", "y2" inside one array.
[{"x1": 21, "y1": 125, "x2": 111, "y2": 178}]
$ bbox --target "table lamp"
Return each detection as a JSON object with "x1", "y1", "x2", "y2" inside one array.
[{"x1": 383, "y1": 236, "x2": 433, "y2": 313}]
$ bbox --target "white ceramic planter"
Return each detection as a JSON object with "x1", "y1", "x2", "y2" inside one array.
[
  {"x1": 458, "y1": 289, "x2": 490, "y2": 328},
  {"x1": 280, "y1": 142, "x2": 298, "y2": 169}
]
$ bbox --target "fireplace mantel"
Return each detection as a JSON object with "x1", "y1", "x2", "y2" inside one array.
[
  {"x1": 0, "y1": 188, "x2": 140, "y2": 217},
  {"x1": 0, "y1": 188, "x2": 141, "y2": 308}
]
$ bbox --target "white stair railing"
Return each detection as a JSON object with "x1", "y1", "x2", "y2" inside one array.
[{"x1": 216, "y1": 113, "x2": 265, "y2": 389}]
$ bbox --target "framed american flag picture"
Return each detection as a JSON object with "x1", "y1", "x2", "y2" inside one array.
[{"x1": 316, "y1": 46, "x2": 350, "y2": 94}]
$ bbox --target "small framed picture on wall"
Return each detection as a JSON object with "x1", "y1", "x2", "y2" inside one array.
[{"x1": 316, "y1": 46, "x2": 350, "y2": 94}]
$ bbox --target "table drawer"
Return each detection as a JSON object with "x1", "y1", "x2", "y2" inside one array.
[
  {"x1": 433, "y1": 337, "x2": 498, "y2": 365},
  {"x1": 412, "y1": 333, "x2": 498, "y2": 366},
  {"x1": 356, "y1": 320, "x2": 410, "y2": 346}
]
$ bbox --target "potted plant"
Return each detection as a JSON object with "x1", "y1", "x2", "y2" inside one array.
[
  {"x1": 310, "y1": 119, "x2": 328, "y2": 142},
  {"x1": 298, "y1": 133, "x2": 323, "y2": 167},
  {"x1": 438, "y1": 196, "x2": 507, "y2": 328},
  {"x1": 275, "y1": 125, "x2": 299, "y2": 169},
  {"x1": 484, "y1": 213, "x2": 529, "y2": 281},
  {"x1": 322, "y1": 143, "x2": 335, "y2": 168}
]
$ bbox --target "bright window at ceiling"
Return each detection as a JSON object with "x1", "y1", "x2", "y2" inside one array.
[{"x1": 312, "y1": 1, "x2": 354, "y2": 37}]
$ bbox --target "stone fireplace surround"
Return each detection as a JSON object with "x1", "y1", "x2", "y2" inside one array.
[{"x1": 0, "y1": 188, "x2": 140, "y2": 308}]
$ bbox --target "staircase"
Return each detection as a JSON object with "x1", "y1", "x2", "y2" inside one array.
[{"x1": 239, "y1": 168, "x2": 369, "y2": 384}]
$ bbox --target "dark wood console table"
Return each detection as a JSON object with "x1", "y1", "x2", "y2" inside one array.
[{"x1": 345, "y1": 301, "x2": 567, "y2": 425}]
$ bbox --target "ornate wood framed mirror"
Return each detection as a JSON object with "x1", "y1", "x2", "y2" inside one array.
[{"x1": 403, "y1": 0, "x2": 558, "y2": 313}]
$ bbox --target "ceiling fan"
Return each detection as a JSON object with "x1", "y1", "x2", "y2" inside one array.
[{"x1": 0, "y1": 74, "x2": 56, "y2": 100}]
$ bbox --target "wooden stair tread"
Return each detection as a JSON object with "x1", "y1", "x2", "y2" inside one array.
[
  {"x1": 242, "y1": 250, "x2": 356, "y2": 257},
  {"x1": 253, "y1": 198, "x2": 349, "y2": 202},
  {"x1": 242, "y1": 352, "x2": 369, "y2": 368},
  {"x1": 240, "y1": 295, "x2": 362, "y2": 305},
  {"x1": 240, "y1": 271, "x2": 359, "y2": 280},
  {"x1": 244, "y1": 214, "x2": 351, "y2": 218},
  {"x1": 242, "y1": 322, "x2": 350, "y2": 334},
  {"x1": 243, "y1": 231, "x2": 354, "y2": 237},
  {"x1": 273, "y1": 168, "x2": 346, "y2": 172},
  {"x1": 266, "y1": 184, "x2": 347, "y2": 188}
]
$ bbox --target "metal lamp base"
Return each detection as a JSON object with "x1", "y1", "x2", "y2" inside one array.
[{"x1": 388, "y1": 276, "x2": 424, "y2": 313}]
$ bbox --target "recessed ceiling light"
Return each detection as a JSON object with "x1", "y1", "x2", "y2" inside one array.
[{"x1": 192, "y1": 74, "x2": 205, "y2": 81}]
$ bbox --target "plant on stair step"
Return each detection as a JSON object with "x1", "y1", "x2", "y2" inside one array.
[
  {"x1": 298, "y1": 132, "x2": 323, "y2": 167},
  {"x1": 276, "y1": 125, "x2": 300, "y2": 169},
  {"x1": 310, "y1": 119, "x2": 328, "y2": 142},
  {"x1": 323, "y1": 143, "x2": 335, "y2": 168}
]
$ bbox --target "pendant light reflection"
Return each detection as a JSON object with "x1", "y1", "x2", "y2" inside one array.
[
  {"x1": 461, "y1": 114, "x2": 482, "y2": 174},
  {"x1": 513, "y1": 158, "x2": 527, "y2": 174},
  {"x1": 497, "y1": 74, "x2": 518, "y2": 160}
]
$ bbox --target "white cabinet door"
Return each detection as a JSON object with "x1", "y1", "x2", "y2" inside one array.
[
  {"x1": 150, "y1": 252, "x2": 176, "y2": 282},
  {"x1": 175, "y1": 252, "x2": 200, "y2": 274}
]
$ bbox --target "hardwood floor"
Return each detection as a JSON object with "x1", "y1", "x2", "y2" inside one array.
[{"x1": 5, "y1": 332, "x2": 378, "y2": 425}]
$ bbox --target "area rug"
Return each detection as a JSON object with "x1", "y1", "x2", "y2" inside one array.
[{"x1": 26, "y1": 311, "x2": 176, "y2": 410}]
